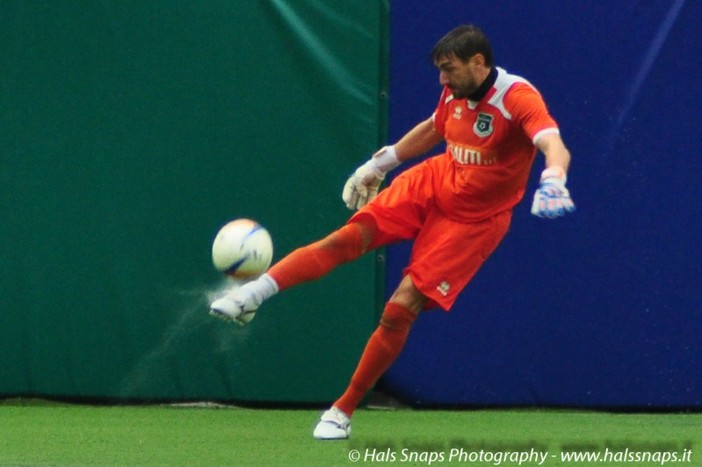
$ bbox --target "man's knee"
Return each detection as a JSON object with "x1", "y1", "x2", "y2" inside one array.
[
  {"x1": 388, "y1": 275, "x2": 426, "y2": 315},
  {"x1": 380, "y1": 303, "x2": 417, "y2": 332},
  {"x1": 348, "y1": 219, "x2": 375, "y2": 253},
  {"x1": 315, "y1": 223, "x2": 368, "y2": 262}
]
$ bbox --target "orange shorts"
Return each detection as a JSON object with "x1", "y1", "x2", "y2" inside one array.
[{"x1": 349, "y1": 159, "x2": 512, "y2": 311}]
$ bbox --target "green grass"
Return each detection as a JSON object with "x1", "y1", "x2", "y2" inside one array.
[{"x1": 0, "y1": 399, "x2": 699, "y2": 466}]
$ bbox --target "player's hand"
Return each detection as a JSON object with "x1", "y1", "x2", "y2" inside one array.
[
  {"x1": 342, "y1": 162, "x2": 385, "y2": 210},
  {"x1": 531, "y1": 167, "x2": 575, "y2": 218},
  {"x1": 342, "y1": 146, "x2": 401, "y2": 210}
]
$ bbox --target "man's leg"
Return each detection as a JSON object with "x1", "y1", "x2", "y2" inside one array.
[
  {"x1": 313, "y1": 274, "x2": 425, "y2": 440},
  {"x1": 267, "y1": 221, "x2": 373, "y2": 290},
  {"x1": 210, "y1": 221, "x2": 374, "y2": 320}
]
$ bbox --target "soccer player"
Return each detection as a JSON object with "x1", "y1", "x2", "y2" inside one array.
[{"x1": 210, "y1": 24, "x2": 575, "y2": 439}]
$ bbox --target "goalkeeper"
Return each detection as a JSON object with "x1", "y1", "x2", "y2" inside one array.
[{"x1": 210, "y1": 24, "x2": 575, "y2": 439}]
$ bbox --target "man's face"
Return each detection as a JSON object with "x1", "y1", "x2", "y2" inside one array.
[{"x1": 435, "y1": 53, "x2": 483, "y2": 99}]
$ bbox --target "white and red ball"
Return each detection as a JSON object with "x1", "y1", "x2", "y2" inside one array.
[{"x1": 211, "y1": 219, "x2": 273, "y2": 279}]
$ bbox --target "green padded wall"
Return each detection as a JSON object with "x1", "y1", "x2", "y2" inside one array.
[{"x1": 0, "y1": 0, "x2": 388, "y2": 403}]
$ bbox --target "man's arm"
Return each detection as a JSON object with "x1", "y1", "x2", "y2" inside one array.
[
  {"x1": 535, "y1": 132, "x2": 570, "y2": 175},
  {"x1": 342, "y1": 117, "x2": 443, "y2": 210},
  {"x1": 394, "y1": 117, "x2": 444, "y2": 162},
  {"x1": 531, "y1": 132, "x2": 575, "y2": 218}
]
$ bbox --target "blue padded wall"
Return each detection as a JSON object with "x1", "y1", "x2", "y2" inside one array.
[{"x1": 382, "y1": 0, "x2": 701, "y2": 409}]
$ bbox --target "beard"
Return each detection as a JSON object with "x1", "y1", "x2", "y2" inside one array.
[{"x1": 449, "y1": 81, "x2": 478, "y2": 99}]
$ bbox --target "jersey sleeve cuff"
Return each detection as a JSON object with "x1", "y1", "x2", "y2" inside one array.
[{"x1": 532, "y1": 127, "x2": 560, "y2": 145}]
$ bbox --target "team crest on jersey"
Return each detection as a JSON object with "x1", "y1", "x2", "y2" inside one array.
[{"x1": 473, "y1": 112, "x2": 494, "y2": 137}]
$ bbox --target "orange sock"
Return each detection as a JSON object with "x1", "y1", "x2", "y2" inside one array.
[
  {"x1": 333, "y1": 303, "x2": 417, "y2": 417},
  {"x1": 267, "y1": 223, "x2": 366, "y2": 291}
]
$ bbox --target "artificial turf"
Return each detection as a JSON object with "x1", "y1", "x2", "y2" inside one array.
[{"x1": 0, "y1": 399, "x2": 699, "y2": 466}]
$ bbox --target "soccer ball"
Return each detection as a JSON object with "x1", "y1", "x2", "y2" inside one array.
[{"x1": 211, "y1": 219, "x2": 273, "y2": 279}]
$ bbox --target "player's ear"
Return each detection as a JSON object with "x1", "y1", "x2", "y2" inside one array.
[{"x1": 469, "y1": 53, "x2": 486, "y2": 67}]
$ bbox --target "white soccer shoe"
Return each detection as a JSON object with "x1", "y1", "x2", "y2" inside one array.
[
  {"x1": 313, "y1": 407, "x2": 351, "y2": 440},
  {"x1": 209, "y1": 287, "x2": 258, "y2": 326},
  {"x1": 210, "y1": 274, "x2": 278, "y2": 326}
]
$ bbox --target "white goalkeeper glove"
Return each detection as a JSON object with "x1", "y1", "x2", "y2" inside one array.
[
  {"x1": 531, "y1": 167, "x2": 576, "y2": 218},
  {"x1": 342, "y1": 145, "x2": 401, "y2": 210}
]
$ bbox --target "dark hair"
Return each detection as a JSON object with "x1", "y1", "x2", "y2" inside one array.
[{"x1": 431, "y1": 24, "x2": 494, "y2": 66}]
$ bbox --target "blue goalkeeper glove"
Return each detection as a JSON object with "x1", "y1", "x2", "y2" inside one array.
[{"x1": 531, "y1": 167, "x2": 575, "y2": 218}]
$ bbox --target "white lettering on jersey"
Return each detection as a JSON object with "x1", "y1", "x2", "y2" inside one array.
[{"x1": 448, "y1": 143, "x2": 496, "y2": 166}]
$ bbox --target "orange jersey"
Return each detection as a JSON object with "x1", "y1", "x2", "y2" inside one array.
[{"x1": 432, "y1": 67, "x2": 559, "y2": 221}]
